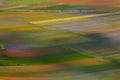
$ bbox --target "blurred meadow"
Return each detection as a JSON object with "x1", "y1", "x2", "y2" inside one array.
[{"x1": 0, "y1": 0, "x2": 120, "y2": 80}]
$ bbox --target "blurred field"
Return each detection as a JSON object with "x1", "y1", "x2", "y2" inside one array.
[{"x1": 0, "y1": 0, "x2": 120, "y2": 80}]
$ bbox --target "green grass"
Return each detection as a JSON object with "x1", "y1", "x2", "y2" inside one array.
[
  {"x1": 33, "y1": 4, "x2": 87, "y2": 10},
  {"x1": 0, "y1": 10, "x2": 18, "y2": 15},
  {"x1": 10, "y1": 52, "x2": 92, "y2": 65},
  {"x1": 0, "y1": 59, "x2": 16, "y2": 66},
  {"x1": 88, "y1": 6, "x2": 120, "y2": 13},
  {"x1": 73, "y1": 61, "x2": 120, "y2": 73},
  {"x1": 6, "y1": 0, "x2": 57, "y2": 5},
  {"x1": 0, "y1": 62, "x2": 119, "y2": 77},
  {"x1": 0, "y1": 49, "x2": 93, "y2": 65},
  {"x1": 0, "y1": 71, "x2": 57, "y2": 77}
]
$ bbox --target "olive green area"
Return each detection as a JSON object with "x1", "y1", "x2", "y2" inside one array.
[
  {"x1": 0, "y1": 10, "x2": 18, "y2": 15},
  {"x1": 0, "y1": 50, "x2": 93, "y2": 66},
  {"x1": 0, "y1": 61, "x2": 119, "y2": 77},
  {"x1": 33, "y1": 4, "x2": 87, "y2": 10},
  {"x1": 6, "y1": 0, "x2": 57, "y2": 5}
]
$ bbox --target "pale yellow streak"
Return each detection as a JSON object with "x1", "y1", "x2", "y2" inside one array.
[
  {"x1": 0, "y1": 5, "x2": 27, "y2": 10},
  {"x1": 30, "y1": 12, "x2": 120, "y2": 24}
]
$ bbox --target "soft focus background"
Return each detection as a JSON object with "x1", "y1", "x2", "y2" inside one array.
[{"x1": 0, "y1": 0, "x2": 120, "y2": 80}]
